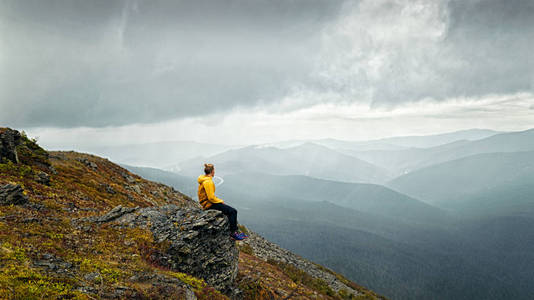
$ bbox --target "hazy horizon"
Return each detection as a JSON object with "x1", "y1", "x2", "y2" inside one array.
[{"x1": 23, "y1": 126, "x2": 519, "y2": 150}]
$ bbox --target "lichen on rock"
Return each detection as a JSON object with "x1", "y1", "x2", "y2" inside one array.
[
  {"x1": 0, "y1": 128, "x2": 22, "y2": 164},
  {"x1": 0, "y1": 183, "x2": 28, "y2": 205},
  {"x1": 78, "y1": 204, "x2": 239, "y2": 293}
]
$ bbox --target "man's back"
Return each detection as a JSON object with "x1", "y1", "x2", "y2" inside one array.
[{"x1": 197, "y1": 174, "x2": 223, "y2": 209}]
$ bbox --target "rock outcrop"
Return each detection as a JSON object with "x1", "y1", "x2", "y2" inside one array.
[
  {"x1": 76, "y1": 157, "x2": 98, "y2": 170},
  {"x1": 0, "y1": 127, "x2": 51, "y2": 170},
  {"x1": 35, "y1": 171, "x2": 50, "y2": 185},
  {"x1": 79, "y1": 205, "x2": 239, "y2": 292},
  {"x1": 0, "y1": 183, "x2": 28, "y2": 205},
  {"x1": 0, "y1": 128, "x2": 21, "y2": 163}
]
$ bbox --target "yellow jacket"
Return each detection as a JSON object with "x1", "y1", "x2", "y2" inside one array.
[{"x1": 197, "y1": 174, "x2": 224, "y2": 209}]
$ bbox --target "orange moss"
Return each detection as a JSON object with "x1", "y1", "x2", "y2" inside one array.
[
  {"x1": 238, "y1": 252, "x2": 334, "y2": 300},
  {"x1": 0, "y1": 145, "x2": 204, "y2": 298}
]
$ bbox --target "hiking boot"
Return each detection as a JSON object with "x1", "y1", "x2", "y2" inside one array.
[{"x1": 230, "y1": 231, "x2": 247, "y2": 240}]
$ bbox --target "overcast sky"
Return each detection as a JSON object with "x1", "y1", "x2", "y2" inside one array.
[{"x1": 1, "y1": 0, "x2": 533, "y2": 148}]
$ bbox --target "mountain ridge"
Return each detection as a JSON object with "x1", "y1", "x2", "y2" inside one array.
[
  {"x1": 177, "y1": 142, "x2": 390, "y2": 184},
  {"x1": 348, "y1": 128, "x2": 534, "y2": 176},
  {"x1": 387, "y1": 150, "x2": 534, "y2": 213}
]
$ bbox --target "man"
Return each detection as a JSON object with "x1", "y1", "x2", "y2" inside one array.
[{"x1": 197, "y1": 163, "x2": 248, "y2": 240}]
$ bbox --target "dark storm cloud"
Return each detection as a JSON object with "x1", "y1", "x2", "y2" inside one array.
[
  {"x1": 444, "y1": 0, "x2": 534, "y2": 95},
  {"x1": 369, "y1": 0, "x2": 534, "y2": 107},
  {"x1": 310, "y1": 0, "x2": 534, "y2": 110},
  {"x1": 0, "y1": 0, "x2": 533, "y2": 128},
  {"x1": 0, "y1": 0, "x2": 345, "y2": 127}
]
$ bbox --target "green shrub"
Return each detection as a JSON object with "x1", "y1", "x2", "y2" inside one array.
[
  {"x1": 266, "y1": 258, "x2": 337, "y2": 297},
  {"x1": 238, "y1": 243, "x2": 255, "y2": 255}
]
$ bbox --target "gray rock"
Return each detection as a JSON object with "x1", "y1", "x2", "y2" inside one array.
[
  {"x1": 35, "y1": 171, "x2": 50, "y2": 185},
  {"x1": 84, "y1": 205, "x2": 138, "y2": 223},
  {"x1": 76, "y1": 286, "x2": 98, "y2": 295},
  {"x1": 23, "y1": 217, "x2": 39, "y2": 223},
  {"x1": 126, "y1": 194, "x2": 135, "y2": 202},
  {"x1": 0, "y1": 184, "x2": 28, "y2": 205},
  {"x1": 185, "y1": 287, "x2": 197, "y2": 300},
  {"x1": 33, "y1": 253, "x2": 74, "y2": 276},
  {"x1": 125, "y1": 184, "x2": 141, "y2": 194},
  {"x1": 121, "y1": 171, "x2": 136, "y2": 183},
  {"x1": 23, "y1": 201, "x2": 46, "y2": 211},
  {"x1": 48, "y1": 165, "x2": 58, "y2": 175},
  {"x1": 76, "y1": 157, "x2": 98, "y2": 170},
  {"x1": 0, "y1": 128, "x2": 21, "y2": 164},
  {"x1": 84, "y1": 205, "x2": 239, "y2": 292},
  {"x1": 101, "y1": 183, "x2": 116, "y2": 194},
  {"x1": 84, "y1": 272, "x2": 101, "y2": 282}
]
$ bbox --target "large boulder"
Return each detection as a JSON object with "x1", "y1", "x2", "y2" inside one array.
[
  {"x1": 0, "y1": 128, "x2": 22, "y2": 164},
  {"x1": 84, "y1": 205, "x2": 239, "y2": 292}
]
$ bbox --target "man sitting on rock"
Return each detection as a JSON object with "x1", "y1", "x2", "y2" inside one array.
[{"x1": 197, "y1": 163, "x2": 248, "y2": 241}]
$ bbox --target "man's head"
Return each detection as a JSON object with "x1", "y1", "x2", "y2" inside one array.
[{"x1": 204, "y1": 163, "x2": 215, "y2": 176}]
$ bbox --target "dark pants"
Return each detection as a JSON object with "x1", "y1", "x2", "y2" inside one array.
[{"x1": 209, "y1": 203, "x2": 238, "y2": 232}]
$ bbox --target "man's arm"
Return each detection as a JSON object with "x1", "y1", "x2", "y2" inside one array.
[{"x1": 203, "y1": 180, "x2": 223, "y2": 203}]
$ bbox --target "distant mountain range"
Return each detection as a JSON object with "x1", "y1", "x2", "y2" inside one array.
[
  {"x1": 354, "y1": 128, "x2": 501, "y2": 149},
  {"x1": 346, "y1": 128, "x2": 534, "y2": 177},
  {"x1": 172, "y1": 129, "x2": 532, "y2": 183},
  {"x1": 258, "y1": 128, "x2": 501, "y2": 151},
  {"x1": 387, "y1": 150, "x2": 534, "y2": 215},
  {"x1": 177, "y1": 142, "x2": 390, "y2": 184},
  {"x1": 120, "y1": 164, "x2": 198, "y2": 197},
  {"x1": 77, "y1": 128, "x2": 501, "y2": 173},
  {"x1": 220, "y1": 172, "x2": 450, "y2": 224},
  {"x1": 105, "y1": 127, "x2": 534, "y2": 299}
]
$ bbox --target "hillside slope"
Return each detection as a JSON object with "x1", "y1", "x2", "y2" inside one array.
[
  {"x1": 387, "y1": 150, "x2": 534, "y2": 213},
  {"x1": 0, "y1": 128, "x2": 383, "y2": 299}
]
